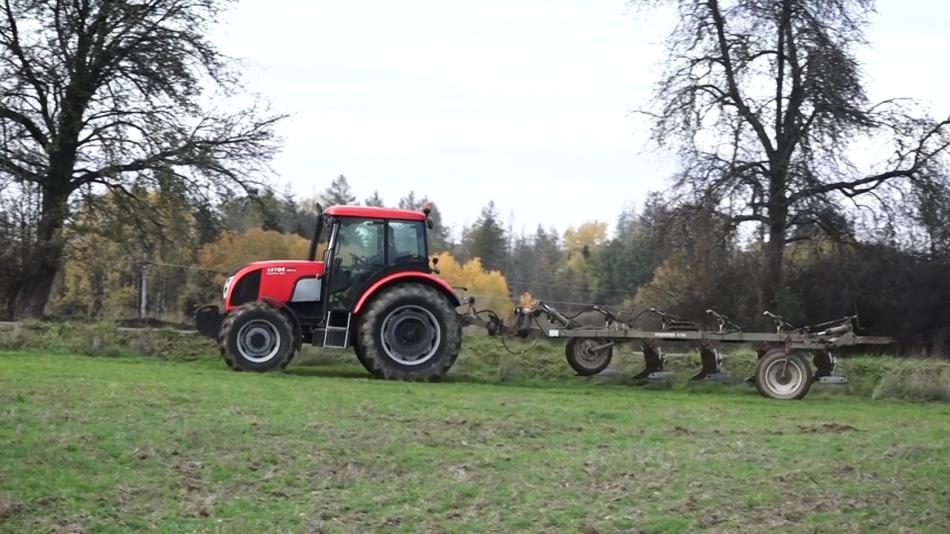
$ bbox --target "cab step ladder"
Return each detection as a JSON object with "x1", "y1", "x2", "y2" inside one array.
[{"x1": 323, "y1": 310, "x2": 351, "y2": 349}]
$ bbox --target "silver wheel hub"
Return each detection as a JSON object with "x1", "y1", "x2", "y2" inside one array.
[
  {"x1": 380, "y1": 305, "x2": 441, "y2": 366},
  {"x1": 575, "y1": 339, "x2": 609, "y2": 366},
  {"x1": 764, "y1": 358, "x2": 805, "y2": 396},
  {"x1": 236, "y1": 320, "x2": 281, "y2": 363}
]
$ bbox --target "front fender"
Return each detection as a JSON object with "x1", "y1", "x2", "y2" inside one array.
[{"x1": 352, "y1": 272, "x2": 462, "y2": 315}]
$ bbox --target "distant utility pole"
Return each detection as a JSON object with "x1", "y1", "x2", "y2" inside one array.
[
  {"x1": 139, "y1": 262, "x2": 149, "y2": 320},
  {"x1": 507, "y1": 210, "x2": 514, "y2": 276}
]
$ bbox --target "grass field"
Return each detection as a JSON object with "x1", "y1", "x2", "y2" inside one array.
[{"x1": 1, "y1": 349, "x2": 949, "y2": 533}]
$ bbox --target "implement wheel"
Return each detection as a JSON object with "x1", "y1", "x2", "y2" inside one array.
[
  {"x1": 565, "y1": 338, "x2": 613, "y2": 376},
  {"x1": 754, "y1": 349, "x2": 813, "y2": 400},
  {"x1": 356, "y1": 283, "x2": 461, "y2": 381}
]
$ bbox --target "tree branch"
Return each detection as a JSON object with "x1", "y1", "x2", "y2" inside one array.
[{"x1": 707, "y1": 0, "x2": 776, "y2": 162}]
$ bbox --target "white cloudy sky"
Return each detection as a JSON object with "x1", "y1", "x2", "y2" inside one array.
[{"x1": 213, "y1": 0, "x2": 950, "y2": 239}]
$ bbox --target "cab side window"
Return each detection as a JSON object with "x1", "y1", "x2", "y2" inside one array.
[
  {"x1": 336, "y1": 219, "x2": 384, "y2": 269},
  {"x1": 387, "y1": 221, "x2": 427, "y2": 265}
]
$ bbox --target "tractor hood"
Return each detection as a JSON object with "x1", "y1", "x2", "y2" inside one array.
[{"x1": 225, "y1": 260, "x2": 326, "y2": 310}]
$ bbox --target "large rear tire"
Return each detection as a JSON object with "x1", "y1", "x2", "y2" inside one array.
[
  {"x1": 353, "y1": 333, "x2": 383, "y2": 377},
  {"x1": 565, "y1": 338, "x2": 613, "y2": 376},
  {"x1": 219, "y1": 302, "x2": 295, "y2": 372},
  {"x1": 754, "y1": 349, "x2": 813, "y2": 400},
  {"x1": 356, "y1": 283, "x2": 461, "y2": 381}
]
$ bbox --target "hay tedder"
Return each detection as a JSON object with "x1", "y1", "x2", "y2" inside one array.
[{"x1": 195, "y1": 204, "x2": 891, "y2": 400}]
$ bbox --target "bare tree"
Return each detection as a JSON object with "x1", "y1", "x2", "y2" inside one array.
[
  {"x1": 633, "y1": 0, "x2": 950, "y2": 309},
  {"x1": 0, "y1": 0, "x2": 284, "y2": 318}
]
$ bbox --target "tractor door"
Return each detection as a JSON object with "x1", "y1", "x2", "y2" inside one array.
[
  {"x1": 324, "y1": 217, "x2": 430, "y2": 312},
  {"x1": 325, "y1": 218, "x2": 386, "y2": 311}
]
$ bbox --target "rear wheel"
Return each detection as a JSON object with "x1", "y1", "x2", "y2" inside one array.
[
  {"x1": 356, "y1": 283, "x2": 461, "y2": 380},
  {"x1": 220, "y1": 302, "x2": 295, "y2": 372},
  {"x1": 754, "y1": 349, "x2": 813, "y2": 400},
  {"x1": 353, "y1": 332, "x2": 383, "y2": 377},
  {"x1": 565, "y1": 338, "x2": 613, "y2": 376}
]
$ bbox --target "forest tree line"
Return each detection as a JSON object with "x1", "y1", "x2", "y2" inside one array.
[{"x1": 2, "y1": 173, "x2": 950, "y2": 355}]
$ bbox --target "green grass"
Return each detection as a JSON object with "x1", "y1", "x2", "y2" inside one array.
[{"x1": 1, "y1": 349, "x2": 948, "y2": 533}]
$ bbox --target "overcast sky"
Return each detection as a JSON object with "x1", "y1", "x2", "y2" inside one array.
[{"x1": 213, "y1": 0, "x2": 950, "y2": 240}]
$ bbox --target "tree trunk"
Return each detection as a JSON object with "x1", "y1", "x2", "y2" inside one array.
[
  {"x1": 762, "y1": 204, "x2": 787, "y2": 313},
  {"x1": 12, "y1": 183, "x2": 71, "y2": 319}
]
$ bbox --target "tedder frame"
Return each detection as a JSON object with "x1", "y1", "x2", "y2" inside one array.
[{"x1": 461, "y1": 301, "x2": 892, "y2": 400}]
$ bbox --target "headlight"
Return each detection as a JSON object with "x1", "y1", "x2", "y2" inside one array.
[{"x1": 223, "y1": 276, "x2": 234, "y2": 301}]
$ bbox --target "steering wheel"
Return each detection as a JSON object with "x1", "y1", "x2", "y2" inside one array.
[{"x1": 350, "y1": 253, "x2": 386, "y2": 270}]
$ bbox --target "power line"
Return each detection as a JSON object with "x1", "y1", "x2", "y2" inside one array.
[{"x1": 504, "y1": 277, "x2": 639, "y2": 297}]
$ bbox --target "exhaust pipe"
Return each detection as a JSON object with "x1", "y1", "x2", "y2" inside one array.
[{"x1": 307, "y1": 203, "x2": 324, "y2": 261}]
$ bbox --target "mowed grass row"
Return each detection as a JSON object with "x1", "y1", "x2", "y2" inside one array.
[{"x1": 1, "y1": 351, "x2": 948, "y2": 533}]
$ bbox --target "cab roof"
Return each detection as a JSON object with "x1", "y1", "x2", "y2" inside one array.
[{"x1": 323, "y1": 205, "x2": 426, "y2": 221}]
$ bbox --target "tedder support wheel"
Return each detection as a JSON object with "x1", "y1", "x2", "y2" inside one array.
[
  {"x1": 219, "y1": 302, "x2": 296, "y2": 372},
  {"x1": 565, "y1": 338, "x2": 613, "y2": 376},
  {"x1": 754, "y1": 349, "x2": 813, "y2": 400},
  {"x1": 356, "y1": 283, "x2": 462, "y2": 381}
]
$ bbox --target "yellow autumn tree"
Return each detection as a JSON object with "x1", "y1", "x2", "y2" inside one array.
[
  {"x1": 517, "y1": 292, "x2": 538, "y2": 308},
  {"x1": 198, "y1": 229, "x2": 314, "y2": 287},
  {"x1": 434, "y1": 252, "x2": 512, "y2": 317},
  {"x1": 563, "y1": 221, "x2": 608, "y2": 271}
]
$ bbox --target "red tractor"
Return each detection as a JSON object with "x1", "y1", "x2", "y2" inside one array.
[{"x1": 195, "y1": 204, "x2": 463, "y2": 379}]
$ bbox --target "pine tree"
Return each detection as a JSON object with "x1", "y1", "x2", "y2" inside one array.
[
  {"x1": 398, "y1": 191, "x2": 419, "y2": 210},
  {"x1": 460, "y1": 202, "x2": 507, "y2": 272},
  {"x1": 397, "y1": 191, "x2": 452, "y2": 252},
  {"x1": 321, "y1": 175, "x2": 357, "y2": 206},
  {"x1": 365, "y1": 190, "x2": 385, "y2": 207}
]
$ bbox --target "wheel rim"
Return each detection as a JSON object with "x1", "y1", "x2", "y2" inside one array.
[
  {"x1": 380, "y1": 305, "x2": 441, "y2": 366},
  {"x1": 574, "y1": 339, "x2": 609, "y2": 368},
  {"x1": 236, "y1": 319, "x2": 281, "y2": 363},
  {"x1": 763, "y1": 357, "x2": 805, "y2": 396}
]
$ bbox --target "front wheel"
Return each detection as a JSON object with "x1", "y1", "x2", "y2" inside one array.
[
  {"x1": 356, "y1": 283, "x2": 462, "y2": 380},
  {"x1": 754, "y1": 350, "x2": 813, "y2": 400},
  {"x1": 219, "y1": 302, "x2": 295, "y2": 372}
]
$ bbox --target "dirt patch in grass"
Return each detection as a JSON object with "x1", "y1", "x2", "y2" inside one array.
[
  {"x1": 798, "y1": 422, "x2": 860, "y2": 433},
  {"x1": 0, "y1": 499, "x2": 17, "y2": 522}
]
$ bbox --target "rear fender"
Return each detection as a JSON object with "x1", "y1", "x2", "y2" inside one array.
[{"x1": 352, "y1": 272, "x2": 461, "y2": 315}]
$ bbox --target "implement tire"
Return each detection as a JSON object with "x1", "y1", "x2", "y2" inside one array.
[
  {"x1": 220, "y1": 302, "x2": 295, "y2": 372},
  {"x1": 356, "y1": 283, "x2": 461, "y2": 381},
  {"x1": 754, "y1": 349, "x2": 813, "y2": 400},
  {"x1": 565, "y1": 338, "x2": 613, "y2": 376}
]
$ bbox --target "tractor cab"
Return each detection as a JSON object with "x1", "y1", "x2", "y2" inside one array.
[{"x1": 322, "y1": 206, "x2": 431, "y2": 313}]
